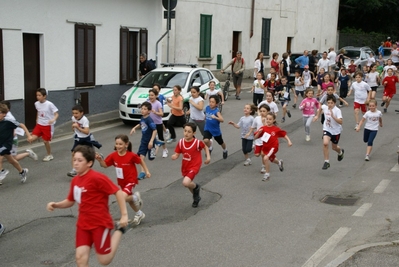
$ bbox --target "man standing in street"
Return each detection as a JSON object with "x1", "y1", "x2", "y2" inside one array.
[
  {"x1": 294, "y1": 50, "x2": 309, "y2": 74},
  {"x1": 328, "y1": 47, "x2": 337, "y2": 72},
  {"x1": 139, "y1": 53, "x2": 155, "y2": 79},
  {"x1": 221, "y1": 51, "x2": 245, "y2": 100}
]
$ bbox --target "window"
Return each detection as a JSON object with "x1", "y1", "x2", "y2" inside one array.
[
  {"x1": 199, "y1": 14, "x2": 212, "y2": 58},
  {"x1": 0, "y1": 29, "x2": 3, "y2": 100},
  {"x1": 75, "y1": 24, "x2": 95, "y2": 87},
  {"x1": 261, "y1": 18, "x2": 271, "y2": 56}
]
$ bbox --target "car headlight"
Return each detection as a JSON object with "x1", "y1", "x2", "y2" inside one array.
[{"x1": 120, "y1": 95, "x2": 126, "y2": 105}]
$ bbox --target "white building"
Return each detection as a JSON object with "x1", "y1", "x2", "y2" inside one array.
[
  {"x1": 0, "y1": 0, "x2": 162, "y2": 127},
  {"x1": 162, "y1": 0, "x2": 340, "y2": 77}
]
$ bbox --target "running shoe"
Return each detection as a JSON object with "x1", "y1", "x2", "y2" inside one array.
[
  {"x1": 0, "y1": 169, "x2": 9, "y2": 181},
  {"x1": 278, "y1": 160, "x2": 284, "y2": 172},
  {"x1": 162, "y1": 149, "x2": 168, "y2": 158},
  {"x1": 138, "y1": 172, "x2": 146, "y2": 180},
  {"x1": 20, "y1": 168, "x2": 28, "y2": 183},
  {"x1": 133, "y1": 192, "x2": 143, "y2": 210},
  {"x1": 26, "y1": 149, "x2": 38, "y2": 160},
  {"x1": 244, "y1": 159, "x2": 252, "y2": 166},
  {"x1": 305, "y1": 135, "x2": 310, "y2": 142},
  {"x1": 338, "y1": 149, "x2": 344, "y2": 161},
  {"x1": 322, "y1": 162, "x2": 330, "y2": 170},
  {"x1": 365, "y1": 155, "x2": 370, "y2": 161},
  {"x1": 43, "y1": 155, "x2": 54, "y2": 162},
  {"x1": 132, "y1": 212, "x2": 145, "y2": 225},
  {"x1": 0, "y1": 224, "x2": 5, "y2": 237},
  {"x1": 260, "y1": 166, "x2": 266, "y2": 173},
  {"x1": 223, "y1": 150, "x2": 228, "y2": 159},
  {"x1": 262, "y1": 174, "x2": 270, "y2": 182},
  {"x1": 287, "y1": 110, "x2": 291, "y2": 118},
  {"x1": 292, "y1": 104, "x2": 296, "y2": 108}
]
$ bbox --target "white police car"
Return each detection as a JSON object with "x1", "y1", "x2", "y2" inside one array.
[{"x1": 119, "y1": 64, "x2": 220, "y2": 124}]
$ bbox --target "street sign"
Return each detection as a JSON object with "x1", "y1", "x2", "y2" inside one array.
[
  {"x1": 164, "y1": 10, "x2": 176, "y2": 19},
  {"x1": 162, "y1": 0, "x2": 177, "y2": 10}
]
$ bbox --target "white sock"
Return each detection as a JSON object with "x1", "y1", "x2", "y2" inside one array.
[
  {"x1": 136, "y1": 210, "x2": 142, "y2": 216},
  {"x1": 133, "y1": 195, "x2": 138, "y2": 202}
]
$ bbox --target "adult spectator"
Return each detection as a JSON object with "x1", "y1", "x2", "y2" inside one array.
[
  {"x1": 280, "y1": 52, "x2": 290, "y2": 78},
  {"x1": 294, "y1": 50, "x2": 309, "y2": 73},
  {"x1": 270, "y1": 52, "x2": 280, "y2": 74},
  {"x1": 286, "y1": 50, "x2": 292, "y2": 73},
  {"x1": 253, "y1": 52, "x2": 264, "y2": 79},
  {"x1": 139, "y1": 53, "x2": 155, "y2": 78},
  {"x1": 308, "y1": 50, "x2": 318, "y2": 74},
  {"x1": 317, "y1": 52, "x2": 330, "y2": 73},
  {"x1": 221, "y1": 51, "x2": 245, "y2": 100},
  {"x1": 327, "y1": 47, "x2": 337, "y2": 72},
  {"x1": 336, "y1": 48, "x2": 347, "y2": 70},
  {"x1": 389, "y1": 43, "x2": 399, "y2": 67},
  {"x1": 378, "y1": 42, "x2": 385, "y2": 57},
  {"x1": 384, "y1": 37, "x2": 392, "y2": 47}
]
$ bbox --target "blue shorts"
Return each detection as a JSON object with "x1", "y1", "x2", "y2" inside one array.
[
  {"x1": 137, "y1": 142, "x2": 154, "y2": 161},
  {"x1": 280, "y1": 100, "x2": 289, "y2": 106}
]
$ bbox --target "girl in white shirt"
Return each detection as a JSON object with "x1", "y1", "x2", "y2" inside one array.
[
  {"x1": 365, "y1": 64, "x2": 380, "y2": 99},
  {"x1": 253, "y1": 52, "x2": 264, "y2": 79},
  {"x1": 188, "y1": 86, "x2": 205, "y2": 137}
]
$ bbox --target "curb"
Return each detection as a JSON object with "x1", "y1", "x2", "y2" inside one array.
[{"x1": 325, "y1": 240, "x2": 399, "y2": 267}]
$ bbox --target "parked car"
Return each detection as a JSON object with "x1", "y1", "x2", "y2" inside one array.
[
  {"x1": 119, "y1": 64, "x2": 220, "y2": 124},
  {"x1": 340, "y1": 46, "x2": 374, "y2": 70}
]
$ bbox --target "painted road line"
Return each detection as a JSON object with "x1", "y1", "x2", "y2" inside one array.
[
  {"x1": 373, "y1": 179, "x2": 391, "y2": 194},
  {"x1": 352, "y1": 203, "x2": 372, "y2": 217},
  {"x1": 302, "y1": 227, "x2": 351, "y2": 267}
]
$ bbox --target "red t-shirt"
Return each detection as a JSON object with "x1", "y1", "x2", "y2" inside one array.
[
  {"x1": 104, "y1": 151, "x2": 141, "y2": 188},
  {"x1": 174, "y1": 138, "x2": 205, "y2": 175},
  {"x1": 67, "y1": 169, "x2": 119, "y2": 230},
  {"x1": 271, "y1": 60, "x2": 280, "y2": 73},
  {"x1": 264, "y1": 80, "x2": 280, "y2": 91},
  {"x1": 255, "y1": 125, "x2": 287, "y2": 150},
  {"x1": 348, "y1": 64, "x2": 357, "y2": 74},
  {"x1": 383, "y1": 75, "x2": 398, "y2": 94}
]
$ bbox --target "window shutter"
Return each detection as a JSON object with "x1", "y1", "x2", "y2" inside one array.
[
  {"x1": 261, "y1": 19, "x2": 271, "y2": 56},
  {"x1": 87, "y1": 26, "x2": 95, "y2": 84},
  {"x1": 75, "y1": 24, "x2": 95, "y2": 87},
  {"x1": 120, "y1": 28, "x2": 129, "y2": 84},
  {"x1": 0, "y1": 29, "x2": 4, "y2": 100},
  {"x1": 200, "y1": 15, "x2": 212, "y2": 58},
  {"x1": 140, "y1": 29, "x2": 148, "y2": 56}
]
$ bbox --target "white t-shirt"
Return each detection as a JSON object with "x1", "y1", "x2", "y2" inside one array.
[
  {"x1": 366, "y1": 57, "x2": 375, "y2": 66},
  {"x1": 257, "y1": 100, "x2": 279, "y2": 114},
  {"x1": 390, "y1": 49, "x2": 399, "y2": 63},
  {"x1": 322, "y1": 105, "x2": 342, "y2": 135},
  {"x1": 302, "y1": 70, "x2": 312, "y2": 87},
  {"x1": 365, "y1": 72, "x2": 379, "y2": 87},
  {"x1": 189, "y1": 96, "x2": 205, "y2": 120},
  {"x1": 72, "y1": 115, "x2": 90, "y2": 138},
  {"x1": 254, "y1": 59, "x2": 263, "y2": 78},
  {"x1": 328, "y1": 51, "x2": 337, "y2": 65},
  {"x1": 363, "y1": 110, "x2": 382, "y2": 131},
  {"x1": 251, "y1": 116, "x2": 264, "y2": 146},
  {"x1": 253, "y1": 79, "x2": 265, "y2": 94},
  {"x1": 317, "y1": 59, "x2": 330, "y2": 72},
  {"x1": 383, "y1": 65, "x2": 397, "y2": 78},
  {"x1": 294, "y1": 77, "x2": 305, "y2": 91},
  {"x1": 266, "y1": 73, "x2": 280, "y2": 80},
  {"x1": 351, "y1": 81, "x2": 371, "y2": 104},
  {"x1": 35, "y1": 100, "x2": 58, "y2": 126}
]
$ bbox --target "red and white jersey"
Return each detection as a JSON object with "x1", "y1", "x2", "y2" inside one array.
[
  {"x1": 104, "y1": 151, "x2": 141, "y2": 188},
  {"x1": 72, "y1": 115, "x2": 90, "y2": 138},
  {"x1": 175, "y1": 138, "x2": 205, "y2": 174},
  {"x1": 35, "y1": 100, "x2": 58, "y2": 126}
]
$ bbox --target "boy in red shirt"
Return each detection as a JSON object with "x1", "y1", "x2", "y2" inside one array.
[
  {"x1": 171, "y1": 122, "x2": 211, "y2": 208},
  {"x1": 47, "y1": 145, "x2": 129, "y2": 267},
  {"x1": 381, "y1": 68, "x2": 399, "y2": 112}
]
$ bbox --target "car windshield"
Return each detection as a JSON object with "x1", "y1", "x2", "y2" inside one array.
[
  {"x1": 345, "y1": 50, "x2": 361, "y2": 59},
  {"x1": 137, "y1": 71, "x2": 189, "y2": 88}
]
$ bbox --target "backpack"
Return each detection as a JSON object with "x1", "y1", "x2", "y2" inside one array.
[
  {"x1": 146, "y1": 59, "x2": 156, "y2": 71},
  {"x1": 335, "y1": 54, "x2": 341, "y2": 63},
  {"x1": 231, "y1": 57, "x2": 244, "y2": 71}
]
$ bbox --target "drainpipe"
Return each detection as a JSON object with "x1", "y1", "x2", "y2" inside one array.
[
  {"x1": 156, "y1": 31, "x2": 168, "y2": 67},
  {"x1": 250, "y1": 0, "x2": 254, "y2": 38}
]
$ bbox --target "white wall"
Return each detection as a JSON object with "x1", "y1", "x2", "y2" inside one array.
[{"x1": 0, "y1": 0, "x2": 162, "y2": 98}]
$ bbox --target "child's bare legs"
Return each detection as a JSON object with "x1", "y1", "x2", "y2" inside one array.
[
  {"x1": 123, "y1": 191, "x2": 139, "y2": 212},
  {"x1": 370, "y1": 90, "x2": 376, "y2": 99},
  {"x1": 331, "y1": 143, "x2": 342, "y2": 155},
  {"x1": 263, "y1": 155, "x2": 271, "y2": 173},
  {"x1": 366, "y1": 146, "x2": 373, "y2": 156},
  {"x1": 354, "y1": 108, "x2": 360, "y2": 124},
  {"x1": 220, "y1": 143, "x2": 226, "y2": 150},
  {"x1": 204, "y1": 138, "x2": 211, "y2": 148},
  {"x1": 323, "y1": 136, "x2": 331, "y2": 161},
  {"x1": 13, "y1": 152, "x2": 30, "y2": 161},
  {"x1": 139, "y1": 155, "x2": 146, "y2": 173},
  {"x1": 182, "y1": 176, "x2": 196, "y2": 194},
  {"x1": 43, "y1": 140, "x2": 51, "y2": 155},
  {"x1": 3, "y1": 155, "x2": 23, "y2": 173},
  {"x1": 282, "y1": 105, "x2": 287, "y2": 117},
  {"x1": 384, "y1": 96, "x2": 392, "y2": 109}
]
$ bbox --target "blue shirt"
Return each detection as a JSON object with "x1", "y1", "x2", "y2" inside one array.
[
  {"x1": 204, "y1": 106, "x2": 221, "y2": 136},
  {"x1": 295, "y1": 55, "x2": 309, "y2": 69},
  {"x1": 140, "y1": 115, "x2": 156, "y2": 145},
  {"x1": 338, "y1": 75, "x2": 350, "y2": 90}
]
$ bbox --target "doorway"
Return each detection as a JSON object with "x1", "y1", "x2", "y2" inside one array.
[
  {"x1": 23, "y1": 33, "x2": 41, "y2": 130},
  {"x1": 232, "y1": 31, "x2": 241, "y2": 58},
  {"x1": 286, "y1": 37, "x2": 293, "y2": 52},
  {"x1": 120, "y1": 29, "x2": 138, "y2": 84}
]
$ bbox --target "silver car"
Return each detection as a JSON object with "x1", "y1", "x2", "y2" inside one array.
[{"x1": 341, "y1": 46, "x2": 374, "y2": 69}]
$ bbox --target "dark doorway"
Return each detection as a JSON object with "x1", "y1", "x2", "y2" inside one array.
[
  {"x1": 120, "y1": 29, "x2": 138, "y2": 84},
  {"x1": 23, "y1": 33, "x2": 40, "y2": 130},
  {"x1": 286, "y1": 37, "x2": 293, "y2": 52},
  {"x1": 232, "y1": 31, "x2": 241, "y2": 59}
]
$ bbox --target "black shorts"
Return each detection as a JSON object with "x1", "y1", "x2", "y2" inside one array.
[
  {"x1": 323, "y1": 131, "x2": 341, "y2": 144},
  {"x1": 203, "y1": 130, "x2": 224, "y2": 145},
  {"x1": 0, "y1": 144, "x2": 11, "y2": 156},
  {"x1": 371, "y1": 86, "x2": 378, "y2": 92}
]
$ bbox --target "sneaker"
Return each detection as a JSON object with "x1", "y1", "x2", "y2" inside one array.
[
  {"x1": 42, "y1": 155, "x2": 54, "y2": 162},
  {"x1": 0, "y1": 169, "x2": 10, "y2": 181},
  {"x1": 162, "y1": 149, "x2": 168, "y2": 158},
  {"x1": 223, "y1": 150, "x2": 228, "y2": 159},
  {"x1": 262, "y1": 174, "x2": 270, "y2": 182},
  {"x1": 305, "y1": 135, "x2": 310, "y2": 142},
  {"x1": 138, "y1": 172, "x2": 146, "y2": 180},
  {"x1": 209, "y1": 139, "x2": 213, "y2": 151},
  {"x1": 322, "y1": 162, "x2": 330, "y2": 170},
  {"x1": 20, "y1": 168, "x2": 28, "y2": 183},
  {"x1": 278, "y1": 159, "x2": 284, "y2": 172},
  {"x1": 192, "y1": 184, "x2": 201, "y2": 208},
  {"x1": 260, "y1": 166, "x2": 266, "y2": 173},
  {"x1": 244, "y1": 158, "x2": 252, "y2": 166},
  {"x1": 384, "y1": 108, "x2": 387, "y2": 113},
  {"x1": 354, "y1": 123, "x2": 359, "y2": 130},
  {"x1": 292, "y1": 104, "x2": 296, "y2": 109},
  {"x1": 287, "y1": 110, "x2": 292, "y2": 118},
  {"x1": 281, "y1": 117, "x2": 285, "y2": 123},
  {"x1": 0, "y1": 224, "x2": 5, "y2": 237},
  {"x1": 132, "y1": 212, "x2": 145, "y2": 225},
  {"x1": 235, "y1": 95, "x2": 241, "y2": 100},
  {"x1": 338, "y1": 149, "x2": 344, "y2": 161},
  {"x1": 149, "y1": 147, "x2": 156, "y2": 160},
  {"x1": 381, "y1": 101, "x2": 385, "y2": 107},
  {"x1": 166, "y1": 138, "x2": 176, "y2": 144},
  {"x1": 163, "y1": 129, "x2": 171, "y2": 140},
  {"x1": 67, "y1": 169, "x2": 77, "y2": 177},
  {"x1": 365, "y1": 155, "x2": 370, "y2": 161},
  {"x1": 133, "y1": 191, "x2": 143, "y2": 210},
  {"x1": 26, "y1": 149, "x2": 38, "y2": 160}
]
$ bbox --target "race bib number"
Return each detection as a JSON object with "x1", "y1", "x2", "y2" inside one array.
[
  {"x1": 261, "y1": 132, "x2": 271, "y2": 143},
  {"x1": 284, "y1": 92, "x2": 289, "y2": 98},
  {"x1": 73, "y1": 185, "x2": 82, "y2": 204},
  {"x1": 115, "y1": 167, "x2": 124, "y2": 179}
]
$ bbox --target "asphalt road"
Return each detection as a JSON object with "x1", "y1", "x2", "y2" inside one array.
[{"x1": 1, "y1": 88, "x2": 399, "y2": 267}]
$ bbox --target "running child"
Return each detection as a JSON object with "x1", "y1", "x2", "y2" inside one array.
[
  {"x1": 254, "y1": 112, "x2": 292, "y2": 181},
  {"x1": 29, "y1": 88, "x2": 59, "y2": 162},
  {"x1": 46, "y1": 145, "x2": 129, "y2": 267},
  {"x1": 347, "y1": 72, "x2": 371, "y2": 128},
  {"x1": 0, "y1": 104, "x2": 32, "y2": 184},
  {"x1": 335, "y1": 68, "x2": 351, "y2": 106},
  {"x1": 365, "y1": 63, "x2": 380, "y2": 100},
  {"x1": 171, "y1": 122, "x2": 211, "y2": 208},
  {"x1": 264, "y1": 73, "x2": 280, "y2": 101},
  {"x1": 251, "y1": 72, "x2": 266, "y2": 105},
  {"x1": 152, "y1": 83, "x2": 170, "y2": 140},
  {"x1": 258, "y1": 91, "x2": 279, "y2": 115},
  {"x1": 348, "y1": 60, "x2": 357, "y2": 77},
  {"x1": 246, "y1": 104, "x2": 271, "y2": 174},
  {"x1": 292, "y1": 70, "x2": 305, "y2": 108},
  {"x1": 188, "y1": 86, "x2": 206, "y2": 137},
  {"x1": 130, "y1": 102, "x2": 157, "y2": 179},
  {"x1": 316, "y1": 95, "x2": 344, "y2": 170},
  {"x1": 302, "y1": 65, "x2": 314, "y2": 88},
  {"x1": 275, "y1": 76, "x2": 294, "y2": 123},
  {"x1": 381, "y1": 68, "x2": 399, "y2": 113},
  {"x1": 228, "y1": 104, "x2": 257, "y2": 166},
  {"x1": 317, "y1": 73, "x2": 334, "y2": 98},
  {"x1": 299, "y1": 89, "x2": 320, "y2": 141},
  {"x1": 96, "y1": 134, "x2": 150, "y2": 225},
  {"x1": 0, "y1": 101, "x2": 37, "y2": 182},
  {"x1": 318, "y1": 85, "x2": 348, "y2": 125},
  {"x1": 67, "y1": 105, "x2": 102, "y2": 177},
  {"x1": 147, "y1": 89, "x2": 168, "y2": 158},
  {"x1": 355, "y1": 99, "x2": 382, "y2": 161},
  {"x1": 203, "y1": 95, "x2": 228, "y2": 159},
  {"x1": 205, "y1": 80, "x2": 224, "y2": 106}
]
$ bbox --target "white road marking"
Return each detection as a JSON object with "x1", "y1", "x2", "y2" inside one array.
[
  {"x1": 302, "y1": 227, "x2": 351, "y2": 267},
  {"x1": 390, "y1": 163, "x2": 399, "y2": 172},
  {"x1": 352, "y1": 203, "x2": 372, "y2": 217},
  {"x1": 373, "y1": 179, "x2": 391, "y2": 194}
]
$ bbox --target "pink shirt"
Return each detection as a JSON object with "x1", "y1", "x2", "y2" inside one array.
[{"x1": 300, "y1": 98, "x2": 320, "y2": 116}]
